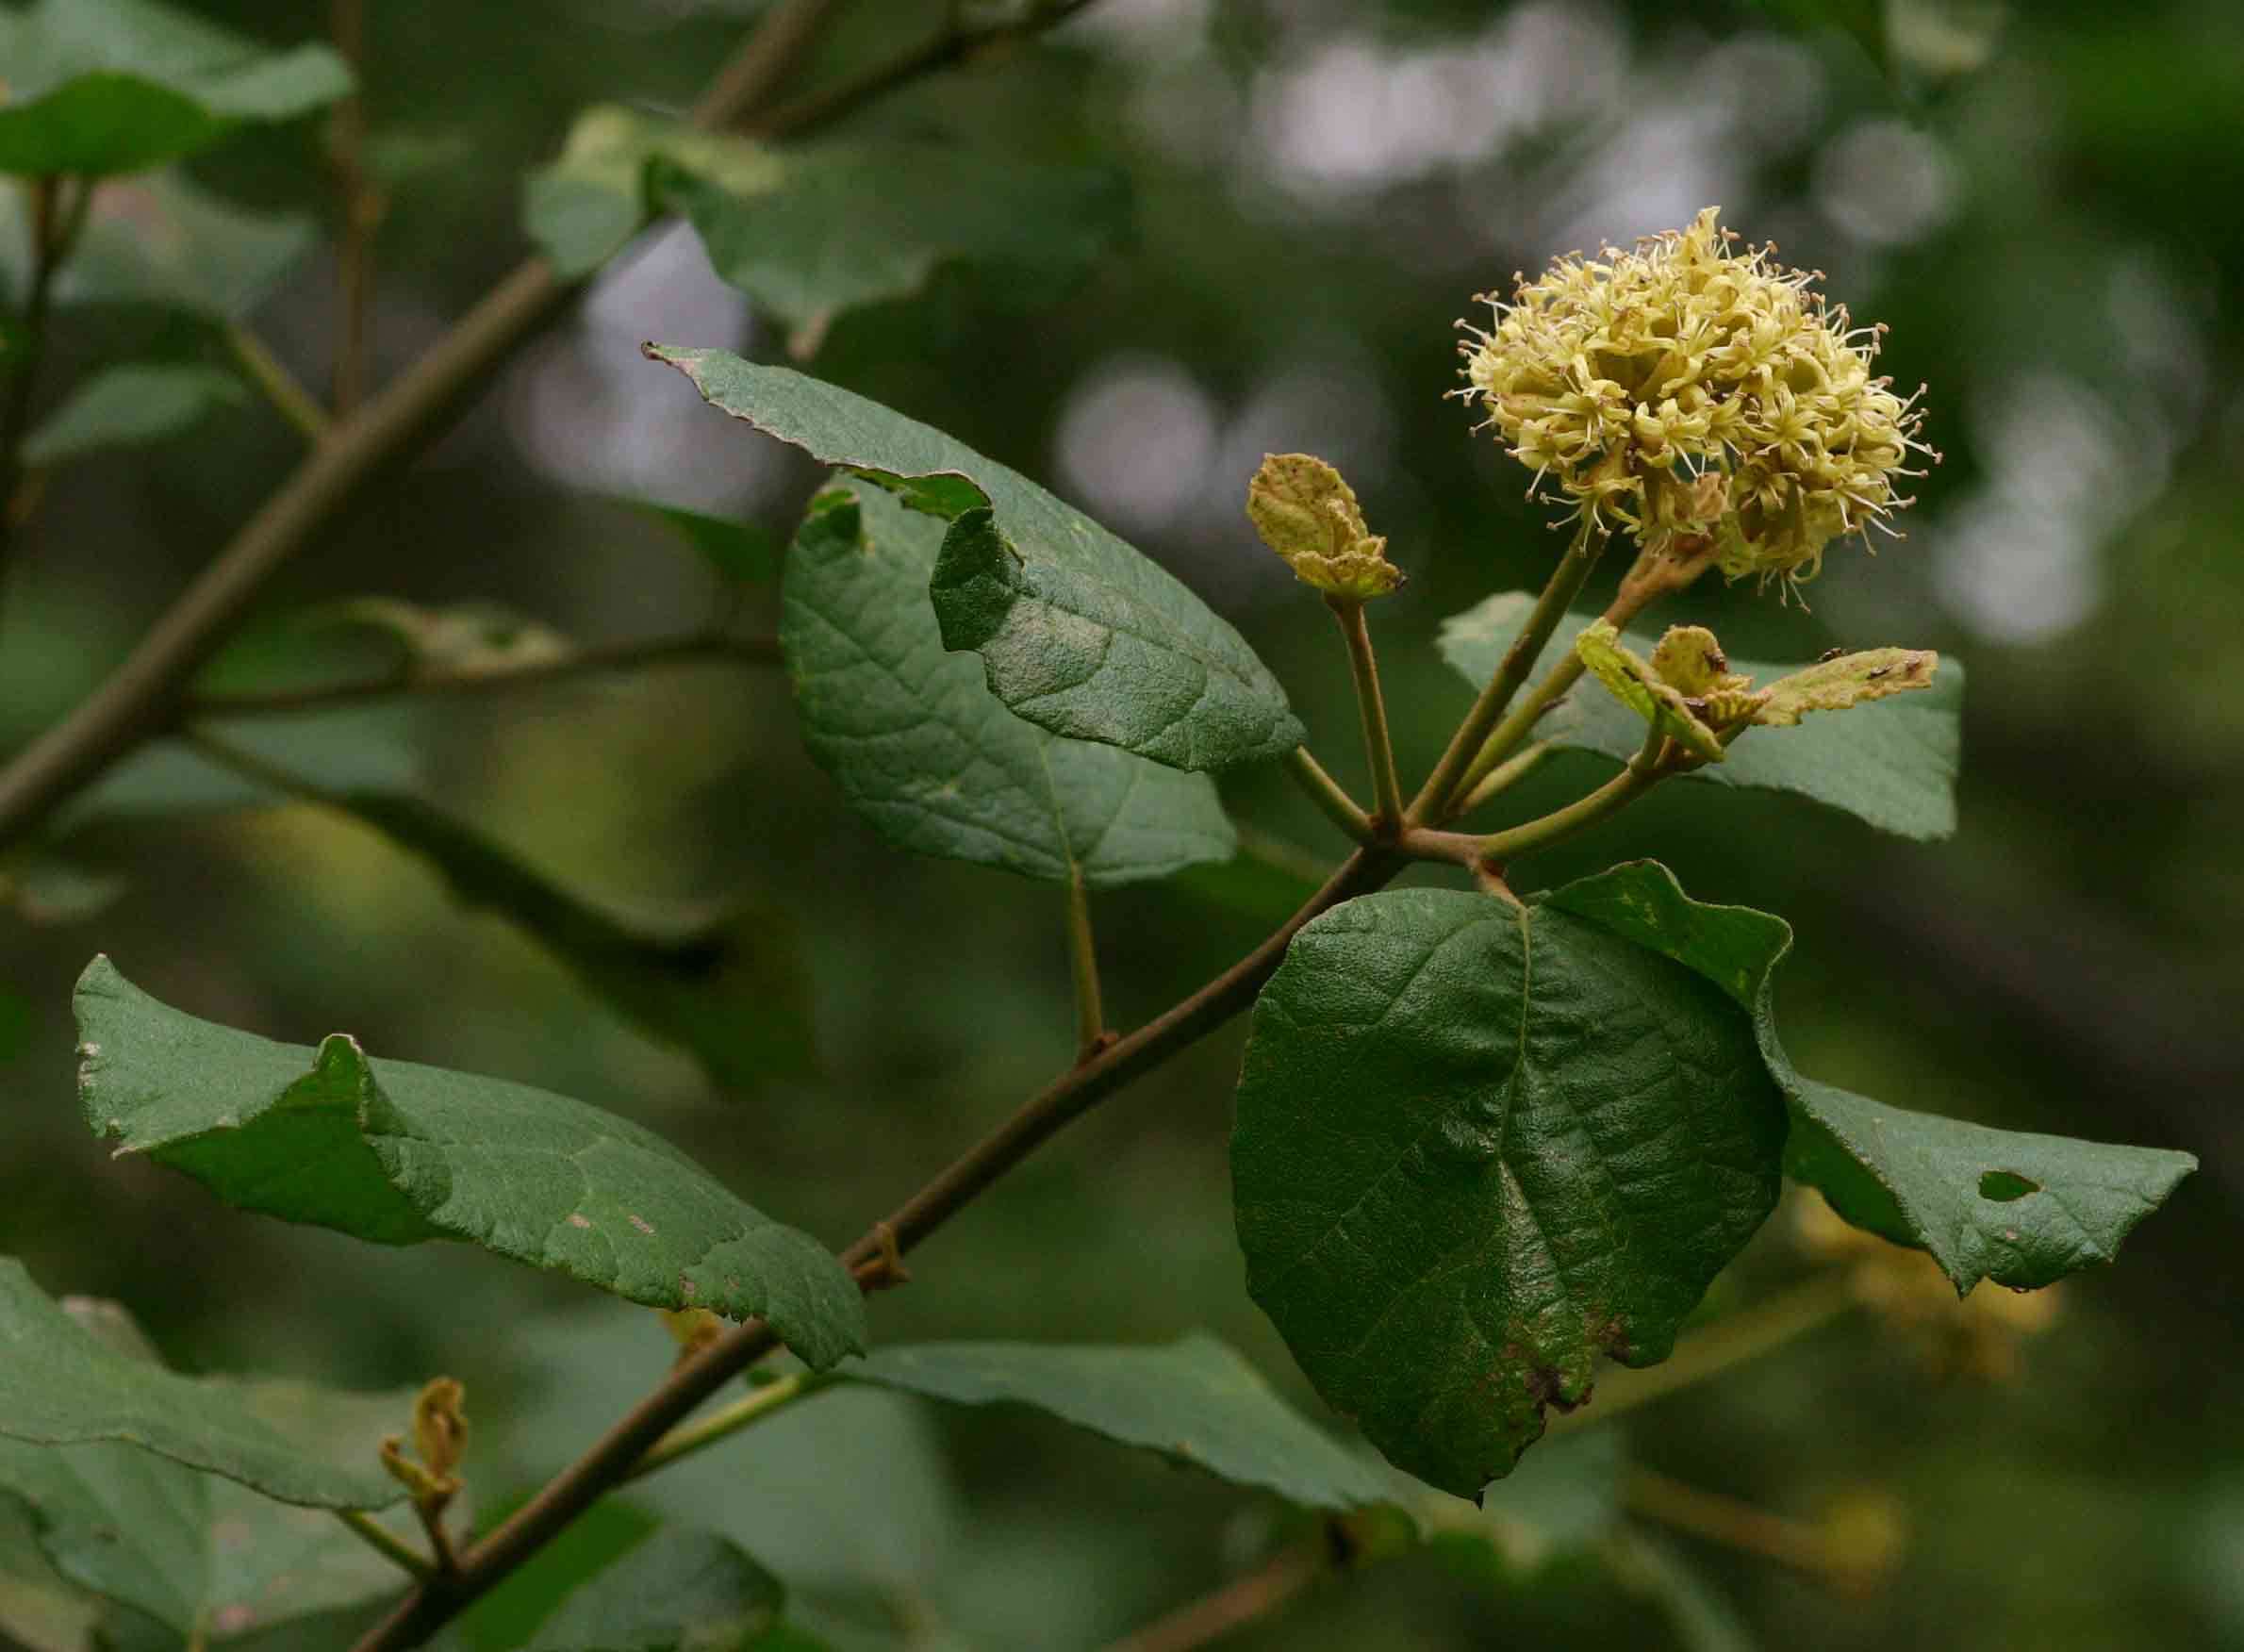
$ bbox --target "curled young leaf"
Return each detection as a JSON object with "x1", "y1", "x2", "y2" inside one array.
[
  {"x1": 1246, "y1": 453, "x2": 1402, "y2": 600},
  {"x1": 1574, "y1": 620, "x2": 1731, "y2": 763}
]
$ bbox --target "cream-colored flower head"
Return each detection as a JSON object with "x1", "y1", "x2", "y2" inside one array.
[{"x1": 1458, "y1": 208, "x2": 1935, "y2": 596}]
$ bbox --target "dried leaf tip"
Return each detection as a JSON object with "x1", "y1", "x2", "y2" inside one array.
[{"x1": 1246, "y1": 453, "x2": 1403, "y2": 601}]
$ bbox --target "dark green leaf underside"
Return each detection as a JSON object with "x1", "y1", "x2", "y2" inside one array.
[
  {"x1": 0, "y1": 1261, "x2": 401, "y2": 1511},
  {"x1": 1544, "y1": 861, "x2": 2198, "y2": 1291},
  {"x1": 784, "y1": 481, "x2": 1234, "y2": 885},
  {"x1": 1438, "y1": 592, "x2": 1962, "y2": 840},
  {"x1": 849, "y1": 1333, "x2": 1389, "y2": 1512},
  {"x1": 651, "y1": 348, "x2": 1304, "y2": 772},
  {"x1": 73, "y1": 961, "x2": 865, "y2": 1366},
  {"x1": 1232, "y1": 887, "x2": 1787, "y2": 1496}
]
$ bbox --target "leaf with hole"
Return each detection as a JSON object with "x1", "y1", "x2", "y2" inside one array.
[
  {"x1": 652, "y1": 348, "x2": 1305, "y2": 771},
  {"x1": 1231, "y1": 886, "x2": 1788, "y2": 1496},
  {"x1": 784, "y1": 481, "x2": 1234, "y2": 885},
  {"x1": 0, "y1": 0, "x2": 352, "y2": 176},
  {"x1": 0, "y1": 1289, "x2": 430, "y2": 1640},
  {"x1": 1543, "y1": 860, "x2": 2199, "y2": 1291},
  {"x1": 73, "y1": 961, "x2": 866, "y2": 1366},
  {"x1": 524, "y1": 107, "x2": 1128, "y2": 341},
  {"x1": 847, "y1": 1333, "x2": 1389, "y2": 1512},
  {"x1": 1438, "y1": 593, "x2": 1962, "y2": 839},
  {"x1": 23, "y1": 362, "x2": 245, "y2": 468}
]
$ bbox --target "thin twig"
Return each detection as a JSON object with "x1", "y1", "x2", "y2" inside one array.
[
  {"x1": 1064, "y1": 866, "x2": 1109, "y2": 1063},
  {"x1": 0, "y1": 0, "x2": 855, "y2": 853},
  {"x1": 183, "y1": 632, "x2": 779, "y2": 718},
  {"x1": 335, "y1": 1509, "x2": 437, "y2": 1579},
  {"x1": 1282, "y1": 746, "x2": 1373, "y2": 844},
  {"x1": 0, "y1": 174, "x2": 92, "y2": 572},
  {"x1": 1100, "y1": 1543, "x2": 1325, "y2": 1652},
  {"x1": 625, "y1": 1370, "x2": 830, "y2": 1482},
  {"x1": 743, "y1": 0, "x2": 1099, "y2": 139},
  {"x1": 347, "y1": 843, "x2": 1402, "y2": 1652},
  {"x1": 1408, "y1": 518, "x2": 1607, "y2": 825},
  {"x1": 1623, "y1": 1468, "x2": 1840, "y2": 1580},
  {"x1": 224, "y1": 324, "x2": 335, "y2": 444},
  {"x1": 328, "y1": 0, "x2": 379, "y2": 415},
  {"x1": 1327, "y1": 596, "x2": 1403, "y2": 833}
]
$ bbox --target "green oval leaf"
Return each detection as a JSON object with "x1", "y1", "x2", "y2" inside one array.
[
  {"x1": 1231, "y1": 887, "x2": 1788, "y2": 1497},
  {"x1": 523, "y1": 106, "x2": 1128, "y2": 343},
  {"x1": 22, "y1": 362, "x2": 246, "y2": 468},
  {"x1": 0, "y1": 1290, "x2": 427, "y2": 1638},
  {"x1": 0, "y1": 0, "x2": 352, "y2": 176},
  {"x1": 0, "y1": 1261, "x2": 402, "y2": 1512},
  {"x1": 72, "y1": 961, "x2": 866, "y2": 1367},
  {"x1": 650, "y1": 347, "x2": 1305, "y2": 772},
  {"x1": 847, "y1": 1333, "x2": 1389, "y2": 1512},
  {"x1": 784, "y1": 480, "x2": 1234, "y2": 885},
  {"x1": 1543, "y1": 861, "x2": 2199, "y2": 1292},
  {"x1": 0, "y1": 173, "x2": 314, "y2": 322},
  {"x1": 1439, "y1": 592, "x2": 1962, "y2": 839}
]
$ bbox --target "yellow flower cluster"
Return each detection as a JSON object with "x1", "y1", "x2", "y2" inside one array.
[{"x1": 1457, "y1": 208, "x2": 1934, "y2": 594}]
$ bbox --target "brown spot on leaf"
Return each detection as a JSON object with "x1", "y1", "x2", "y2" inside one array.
[
  {"x1": 566, "y1": 1213, "x2": 592, "y2": 1230},
  {"x1": 627, "y1": 1214, "x2": 654, "y2": 1235}
]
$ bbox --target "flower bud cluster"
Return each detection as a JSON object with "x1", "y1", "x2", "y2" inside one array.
[{"x1": 1458, "y1": 208, "x2": 1934, "y2": 595}]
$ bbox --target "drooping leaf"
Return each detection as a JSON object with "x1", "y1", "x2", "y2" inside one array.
[
  {"x1": 0, "y1": 173, "x2": 315, "y2": 321},
  {"x1": 1543, "y1": 861, "x2": 2199, "y2": 1292},
  {"x1": 0, "y1": 1293, "x2": 430, "y2": 1640},
  {"x1": 1231, "y1": 888, "x2": 1788, "y2": 1496},
  {"x1": 652, "y1": 348, "x2": 1304, "y2": 771},
  {"x1": 847, "y1": 1333, "x2": 1389, "y2": 1512},
  {"x1": 784, "y1": 481, "x2": 1235, "y2": 885},
  {"x1": 1439, "y1": 593, "x2": 1962, "y2": 839},
  {"x1": 0, "y1": 0, "x2": 353, "y2": 176},
  {"x1": 447, "y1": 1528, "x2": 785, "y2": 1652},
  {"x1": 630, "y1": 499, "x2": 781, "y2": 586},
  {"x1": 73, "y1": 962, "x2": 866, "y2": 1366},
  {"x1": 0, "y1": 1261, "x2": 402, "y2": 1511},
  {"x1": 22, "y1": 362, "x2": 245, "y2": 467},
  {"x1": 524, "y1": 106, "x2": 1128, "y2": 337}
]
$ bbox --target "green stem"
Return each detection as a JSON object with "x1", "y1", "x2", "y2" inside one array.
[
  {"x1": 626, "y1": 1370, "x2": 832, "y2": 1482},
  {"x1": 1101, "y1": 1540, "x2": 1326, "y2": 1652},
  {"x1": 1472, "y1": 732, "x2": 1668, "y2": 870},
  {"x1": 1327, "y1": 596, "x2": 1403, "y2": 833},
  {"x1": 334, "y1": 1509, "x2": 437, "y2": 1579},
  {"x1": 224, "y1": 324, "x2": 335, "y2": 444},
  {"x1": 1408, "y1": 518, "x2": 1606, "y2": 825},
  {"x1": 0, "y1": 174, "x2": 92, "y2": 566},
  {"x1": 1065, "y1": 866, "x2": 1108, "y2": 1062},
  {"x1": 1282, "y1": 746, "x2": 1374, "y2": 844},
  {"x1": 1452, "y1": 739, "x2": 1551, "y2": 818},
  {"x1": 1622, "y1": 1467, "x2": 1840, "y2": 1580}
]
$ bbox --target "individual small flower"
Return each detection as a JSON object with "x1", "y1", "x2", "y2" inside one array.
[
  {"x1": 1246, "y1": 452, "x2": 1403, "y2": 601},
  {"x1": 1576, "y1": 620, "x2": 1939, "y2": 759},
  {"x1": 1457, "y1": 208, "x2": 1936, "y2": 598}
]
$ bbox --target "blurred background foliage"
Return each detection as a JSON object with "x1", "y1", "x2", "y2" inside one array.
[{"x1": 2, "y1": 0, "x2": 2238, "y2": 1646}]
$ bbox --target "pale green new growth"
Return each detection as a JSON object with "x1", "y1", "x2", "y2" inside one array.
[
  {"x1": 1575, "y1": 620, "x2": 1735, "y2": 762},
  {"x1": 1246, "y1": 453, "x2": 1403, "y2": 600},
  {"x1": 1757, "y1": 647, "x2": 1939, "y2": 725}
]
